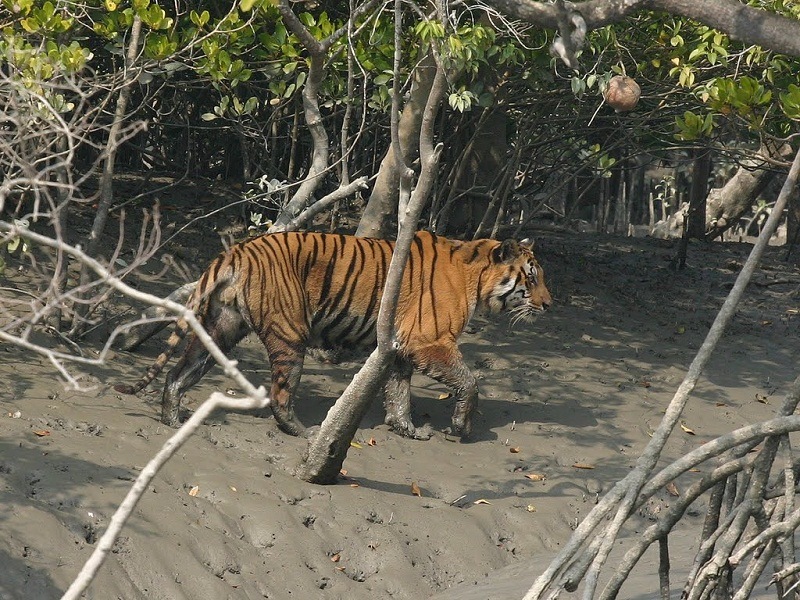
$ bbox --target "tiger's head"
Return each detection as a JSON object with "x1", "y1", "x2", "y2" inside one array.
[{"x1": 484, "y1": 238, "x2": 552, "y2": 323}]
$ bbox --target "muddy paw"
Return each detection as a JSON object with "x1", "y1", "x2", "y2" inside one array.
[
  {"x1": 450, "y1": 414, "x2": 473, "y2": 439},
  {"x1": 386, "y1": 415, "x2": 415, "y2": 438},
  {"x1": 410, "y1": 424, "x2": 433, "y2": 440},
  {"x1": 272, "y1": 408, "x2": 306, "y2": 437}
]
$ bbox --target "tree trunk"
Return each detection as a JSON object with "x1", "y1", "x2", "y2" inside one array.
[
  {"x1": 786, "y1": 186, "x2": 800, "y2": 254},
  {"x1": 676, "y1": 147, "x2": 712, "y2": 269},
  {"x1": 49, "y1": 136, "x2": 71, "y2": 331},
  {"x1": 273, "y1": 0, "x2": 380, "y2": 231},
  {"x1": 270, "y1": 5, "x2": 329, "y2": 230},
  {"x1": 297, "y1": 54, "x2": 448, "y2": 483},
  {"x1": 355, "y1": 47, "x2": 438, "y2": 239},
  {"x1": 442, "y1": 109, "x2": 510, "y2": 237},
  {"x1": 687, "y1": 148, "x2": 712, "y2": 239},
  {"x1": 704, "y1": 142, "x2": 790, "y2": 240}
]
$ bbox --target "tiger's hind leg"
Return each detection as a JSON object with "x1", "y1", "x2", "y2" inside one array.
[
  {"x1": 414, "y1": 343, "x2": 478, "y2": 439},
  {"x1": 263, "y1": 341, "x2": 308, "y2": 437},
  {"x1": 162, "y1": 338, "x2": 215, "y2": 426},
  {"x1": 162, "y1": 303, "x2": 248, "y2": 427},
  {"x1": 384, "y1": 357, "x2": 432, "y2": 440}
]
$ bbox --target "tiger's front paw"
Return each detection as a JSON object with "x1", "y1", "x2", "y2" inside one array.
[{"x1": 385, "y1": 415, "x2": 432, "y2": 440}]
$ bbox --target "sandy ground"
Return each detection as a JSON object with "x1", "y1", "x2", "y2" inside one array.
[{"x1": 2, "y1": 219, "x2": 800, "y2": 599}]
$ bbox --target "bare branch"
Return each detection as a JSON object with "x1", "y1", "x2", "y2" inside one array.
[
  {"x1": 270, "y1": 177, "x2": 370, "y2": 233},
  {"x1": 486, "y1": 0, "x2": 800, "y2": 57}
]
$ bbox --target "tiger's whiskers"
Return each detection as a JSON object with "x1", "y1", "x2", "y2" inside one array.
[{"x1": 510, "y1": 305, "x2": 535, "y2": 327}]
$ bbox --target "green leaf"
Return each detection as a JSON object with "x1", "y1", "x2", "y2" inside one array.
[
  {"x1": 299, "y1": 12, "x2": 315, "y2": 28},
  {"x1": 243, "y1": 96, "x2": 259, "y2": 113},
  {"x1": 190, "y1": 10, "x2": 210, "y2": 27},
  {"x1": 780, "y1": 84, "x2": 800, "y2": 120}
]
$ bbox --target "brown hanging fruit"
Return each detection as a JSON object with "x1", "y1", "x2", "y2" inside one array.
[{"x1": 604, "y1": 75, "x2": 641, "y2": 112}]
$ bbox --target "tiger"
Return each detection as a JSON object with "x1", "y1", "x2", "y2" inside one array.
[{"x1": 114, "y1": 230, "x2": 552, "y2": 439}]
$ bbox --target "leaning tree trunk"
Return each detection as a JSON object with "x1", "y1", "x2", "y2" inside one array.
[
  {"x1": 355, "y1": 47, "x2": 439, "y2": 239},
  {"x1": 297, "y1": 16, "x2": 448, "y2": 484},
  {"x1": 704, "y1": 142, "x2": 791, "y2": 240}
]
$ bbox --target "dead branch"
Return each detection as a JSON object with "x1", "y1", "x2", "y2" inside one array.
[
  {"x1": 0, "y1": 221, "x2": 267, "y2": 403},
  {"x1": 70, "y1": 15, "x2": 144, "y2": 336},
  {"x1": 601, "y1": 453, "x2": 759, "y2": 600}
]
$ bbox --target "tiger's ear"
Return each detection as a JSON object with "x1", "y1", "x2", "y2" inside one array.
[
  {"x1": 493, "y1": 239, "x2": 523, "y2": 263},
  {"x1": 519, "y1": 238, "x2": 534, "y2": 249}
]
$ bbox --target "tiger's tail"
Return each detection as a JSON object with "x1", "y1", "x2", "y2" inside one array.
[
  {"x1": 113, "y1": 319, "x2": 191, "y2": 395},
  {"x1": 113, "y1": 265, "x2": 227, "y2": 395}
]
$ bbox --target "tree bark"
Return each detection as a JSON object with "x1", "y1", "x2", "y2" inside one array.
[
  {"x1": 355, "y1": 47, "x2": 439, "y2": 239},
  {"x1": 704, "y1": 142, "x2": 790, "y2": 240},
  {"x1": 787, "y1": 186, "x2": 800, "y2": 255},
  {"x1": 487, "y1": 0, "x2": 800, "y2": 58},
  {"x1": 687, "y1": 148, "x2": 712, "y2": 239}
]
